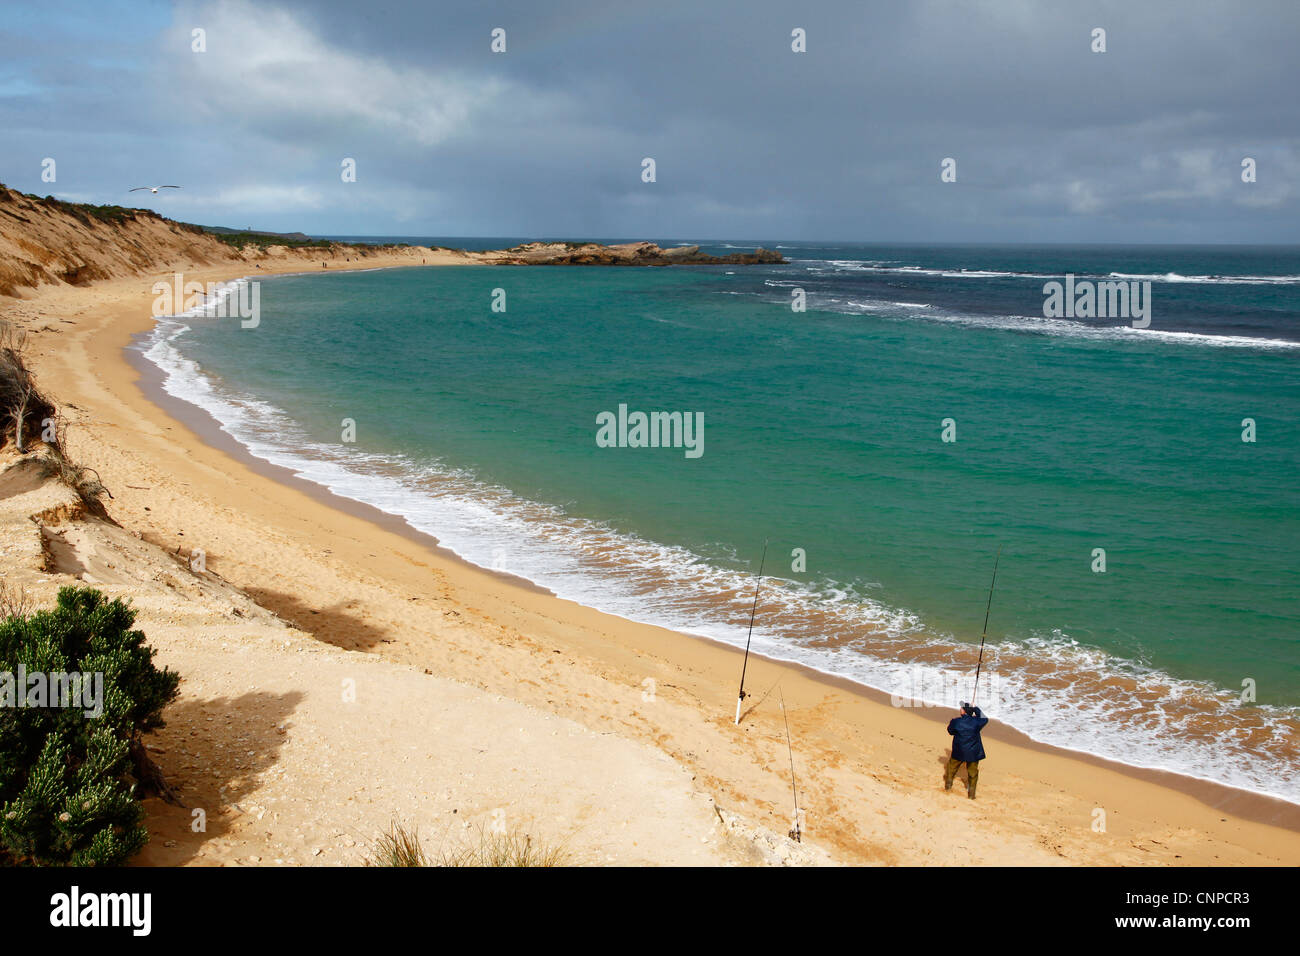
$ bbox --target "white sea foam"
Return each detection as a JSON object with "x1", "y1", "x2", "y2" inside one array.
[
  {"x1": 805, "y1": 261, "x2": 1041, "y2": 278},
  {"x1": 135, "y1": 312, "x2": 1300, "y2": 805},
  {"x1": 803, "y1": 260, "x2": 1300, "y2": 286},
  {"x1": 1108, "y1": 271, "x2": 1300, "y2": 285},
  {"x1": 720, "y1": 286, "x2": 1296, "y2": 348},
  {"x1": 798, "y1": 294, "x2": 1300, "y2": 350},
  {"x1": 908, "y1": 309, "x2": 1300, "y2": 349}
]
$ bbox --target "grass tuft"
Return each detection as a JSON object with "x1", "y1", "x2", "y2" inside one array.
[
  {"x1": 0, "y1": 577, "x2": 31, "y2": 621},
  {"x1": 0, "y1": 322, "x2": 56, "y2": 453},
  {"x1": 365, "y1": 820, "x2": 430, "y2": 867},
  {"x1": 366, "y1": 819, "x2": 570, "y2": 868}
]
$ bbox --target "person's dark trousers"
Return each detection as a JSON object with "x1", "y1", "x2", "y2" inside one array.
[{"x1": 944, "y1": 757, "x2": 980, "y2": 798}]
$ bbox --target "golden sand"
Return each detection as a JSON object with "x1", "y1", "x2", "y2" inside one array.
[{"x1": 2, "y1": 252, "x2": 1297, "y2": 866}]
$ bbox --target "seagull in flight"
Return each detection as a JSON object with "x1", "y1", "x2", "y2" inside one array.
[{"x1": 129, "y1": 185, "x2": 181, "y2": 194}]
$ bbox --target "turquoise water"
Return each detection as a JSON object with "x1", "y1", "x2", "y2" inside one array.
[{"x1": 143, "y1": 244, "x2": 1300, "y2": 802}]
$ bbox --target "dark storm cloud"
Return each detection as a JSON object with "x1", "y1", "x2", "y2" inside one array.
[{"x1": 2, "y1": 0, "x2": 1297, "y2": 240}]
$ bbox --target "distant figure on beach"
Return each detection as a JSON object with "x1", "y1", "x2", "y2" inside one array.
[{"x1": 944, "y1": 702, "x2": 988, "y2": 799}]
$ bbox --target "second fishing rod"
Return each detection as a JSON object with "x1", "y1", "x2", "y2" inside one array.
[{"x1": 734, "y1": 538, "x2": 769, "y2": 725}]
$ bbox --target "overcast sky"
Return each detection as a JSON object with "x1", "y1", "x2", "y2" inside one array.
[{"x1": 2, "y1": 0, "x2": 1297, "y2": 242}]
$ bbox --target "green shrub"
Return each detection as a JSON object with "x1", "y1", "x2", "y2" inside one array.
[
  {"x1": 0, "y1": 587, "x2": 179, "y2": 866},
  {"x1": 21, "y1": 193, "x2": 153, "y2": 228},
  {"x1": 204, "y1": 230, "x2": 331, "y2": 250}
]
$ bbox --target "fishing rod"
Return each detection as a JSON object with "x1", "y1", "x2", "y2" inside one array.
[
  {"x1": 780, "y1": 689, "x2": 801, "y2": 843},
  {"x1": 969, "y1": 545, "x2": 1002, "y2": 707},
  {"x1": 734, "y1": 538, "x2": 769, "y2": 725}
]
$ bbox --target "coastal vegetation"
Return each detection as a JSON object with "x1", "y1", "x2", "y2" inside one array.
[
  {"x1": 202, "y1": 228, "x2": 332, "y2": 251},
  {"x1": 0, "y1": 329, "x2": 170, "y2": 867},
  {"x1": 0, "y1": 322, "x2": 109, "y2": 513},
  {"x1": 18, "y1": 192, "x2": 157, "y2": 229},
  {"x1": 0, "y1": 587, "x2": 180, "y2": 866},
  {"x1": 0, "y1": 322, "x2": 55, "y2": 455},
  {"x1": 366, "y1": 819, "x2": 569, "y2": 867}
]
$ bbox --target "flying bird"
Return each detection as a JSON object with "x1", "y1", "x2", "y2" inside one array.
[{"x1": 129, "y1": 185, "x2": 181, "y2": 194}]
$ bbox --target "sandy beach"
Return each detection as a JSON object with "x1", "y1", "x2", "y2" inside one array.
[{"x1": 0, "y1": 242, "x2": 1292, "y2": 867}]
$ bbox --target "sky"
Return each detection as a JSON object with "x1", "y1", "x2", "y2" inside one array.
[{"x1": 1, "y1": 0, "x2": 1297, "y2": 242}]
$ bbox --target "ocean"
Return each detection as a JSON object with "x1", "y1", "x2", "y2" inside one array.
[{"x1": 140, "y1": 242, "x2": 1300, "y2": 804}]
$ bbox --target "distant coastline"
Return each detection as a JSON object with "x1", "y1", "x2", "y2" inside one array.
[{"x1": 0, "y1": 184, "x2": 782, "y2": 299}]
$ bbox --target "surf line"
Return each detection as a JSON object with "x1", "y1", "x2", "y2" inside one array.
[
  {"x1": 969, "y1": 545, "x2": 1002, "y2": 706},
  {"x1": 734, "y1": 538, "x2": 769, "y2": 725}
]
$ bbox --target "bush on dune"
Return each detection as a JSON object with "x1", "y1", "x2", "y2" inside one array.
[{"x1": 0, "y1": 586, "x2": 180, "y2": 866}]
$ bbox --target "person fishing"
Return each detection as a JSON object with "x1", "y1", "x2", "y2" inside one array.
[
  {"x1": 946, "y1": 546, "x2": 1000, "y2": 800},
  {"x1": 944, "y1": 702, "x2": 988, "y2": 798}
]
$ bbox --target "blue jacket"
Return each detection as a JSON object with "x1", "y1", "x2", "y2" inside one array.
[{"x1": 947, "y1": 707, "x2": 988, "y2": 762}]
